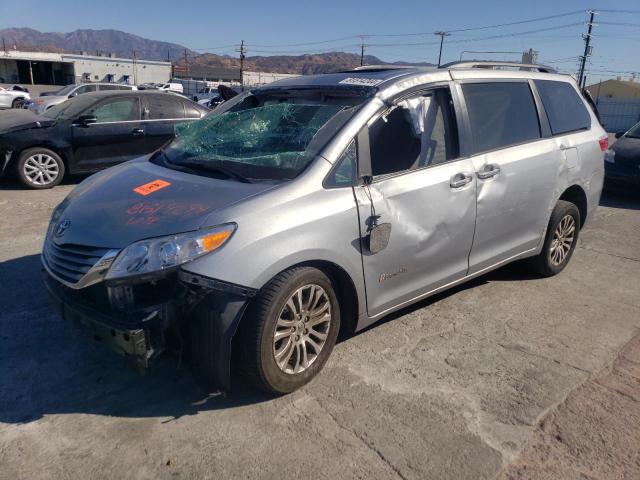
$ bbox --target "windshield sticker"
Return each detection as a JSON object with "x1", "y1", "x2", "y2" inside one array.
[
  {"x1": 339, "y1": 77, "x2": 384, "y2": 86},
  {"x1": 133, "y1": 179, "x2": 171, "y2": 196}
]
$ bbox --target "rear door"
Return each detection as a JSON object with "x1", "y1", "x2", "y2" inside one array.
[
  {"x1": 71, "y1": 95, "x2": 145, "y2": 171},
  {"x1": 458, "y1": 80, "x2": 559, "y2": 273},
  {"x1": 140, "y1": 94, "x2": 190, "y2": 153},
  {"x1": 355, "y1": 86, "x2": 478, "y2": 317}
]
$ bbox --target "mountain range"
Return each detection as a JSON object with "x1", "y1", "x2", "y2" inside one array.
[{"x1": 0, "y1": 27, "x2": 433, "y2": 74}]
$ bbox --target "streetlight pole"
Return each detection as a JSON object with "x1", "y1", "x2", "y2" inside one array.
[{"x1": 435, "y1": 31, "x2": 450, "y2": 67}]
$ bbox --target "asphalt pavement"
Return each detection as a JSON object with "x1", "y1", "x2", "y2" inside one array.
[{"x1": 0, "y1": 178, "x2": 639, "y2": 480}]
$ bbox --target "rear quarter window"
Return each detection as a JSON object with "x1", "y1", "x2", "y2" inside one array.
[{"x1": 534, "y1": 80, "x2": 591, "y2": 135}]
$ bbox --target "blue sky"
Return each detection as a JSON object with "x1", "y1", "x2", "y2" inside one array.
[{"x1": 0, "y1": 0, "x2": 638, "y2": 83}]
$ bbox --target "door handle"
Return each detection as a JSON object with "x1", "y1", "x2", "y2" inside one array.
[
  {"x1": 131, "y1": 128, "x2": 144, "y2": 136},
  {"x1": 476, "y1": 164, "x2": 501, "y2": 180},
  {"x1": 450, "y1": 172, "x2": 473, "y2": 188}
]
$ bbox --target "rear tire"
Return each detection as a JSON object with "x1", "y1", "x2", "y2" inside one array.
[
  {"x1": 529, "y1": 200, "x2": 580, "y2": 277},
  {"x1": 16, "y1": 148, "x2": 65, "y2": 189},
  {"x1": 236, "y1": 267, "x2": 341, "y2": 394},
  {"x1": 11, "y1": 98, "x2": 25, "y2": 109}
]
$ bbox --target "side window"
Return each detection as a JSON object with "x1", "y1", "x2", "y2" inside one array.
[
  {"x1": 184, "y1": 102, "x2": 203, "y2": 119},
  {"x1": 463, "y1": 82, "x2": 540, "y2": 154},
  {"x1": 146, "y1": 96, "x2": 185, "y2": 119},
  {"x1": 368, "y1": 88, "x2": 459, "y2": 176},
  {"x1": 87, "y1": 98, "x2": 140, "y2": 123},
  {"x1": 534, "y1": 80, "x2": 591, "y2": 135},
  {"x1": 75, "y1": 85, "x2": 97, "y2": 95},
  {"x1": 326, "y1": 141, "x2": 357, "y2": 187}
]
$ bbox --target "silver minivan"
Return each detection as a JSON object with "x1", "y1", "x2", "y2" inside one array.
[{"x1": 42, "y1": 62, "x2": 607, "y2": 393}]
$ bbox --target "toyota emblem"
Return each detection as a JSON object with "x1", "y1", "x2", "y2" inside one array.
[{"x1": 55, "y1": 219, "x2": 71, "y2": 237}]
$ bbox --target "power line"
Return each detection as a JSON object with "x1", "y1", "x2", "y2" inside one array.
[{"x1": 446, "y1": 10, "x2": 584, "y2": 32}]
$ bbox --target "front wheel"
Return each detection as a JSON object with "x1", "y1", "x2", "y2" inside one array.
[
  {"x1": 16, "y1": 148, "x2": 65, "y2": 189},
  {"x1": 236, "y1": 267, "x2": 341, "y2": 394},
  {"x1": 11, "y1": 98, "x2": 25, "y2": 109},
  {"x1": 529, "y1": 200, "x2": 580, "y2": 276}
]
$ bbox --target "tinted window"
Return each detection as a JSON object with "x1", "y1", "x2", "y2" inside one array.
[
  {"x1": 326, "y1": 141, "x2": 356, "y2": 187},
  {"x1": 99, "y1": 84, "x2": 119, "y2": 91},
  {"x1": 87, "y1": 98, "x2": 140, "y2": 122},
  {"x1": 463, "y1": 82, "x2": 540, "y2": 154},
  {"x1": 147, "y1": 95, "x2": 184, "y2": 119},
  {"x1": 184, "y1": 102, "x2": 203, "y2": 119},
  {"x1": 74, "y1": 85, "x2": 97, "y2": 95},
  {"x1": 369, "y1": 88, "x2": 458, "y2": 176},
  {"x1": 534, "y1": 80, "x2": 591, "y2": 135}
]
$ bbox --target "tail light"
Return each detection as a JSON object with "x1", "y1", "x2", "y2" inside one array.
[{"x1": 598, "y1": 136, "x2": 609, "y2": 152}]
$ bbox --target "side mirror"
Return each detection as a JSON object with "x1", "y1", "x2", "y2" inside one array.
[
  {"x1": 614, "y1": 131, "x2": 624, "y2": 139},
  {"x1": 68, "y1": 92, "x2": 78, "y2": 98},
  {"x1": 74, "y1": 115, "x2": 97, "y2": 127}
]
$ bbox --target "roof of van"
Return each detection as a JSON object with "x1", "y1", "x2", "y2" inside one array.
[{"x1": 257, "y1": 62, "x2": 571, "y2": 94}]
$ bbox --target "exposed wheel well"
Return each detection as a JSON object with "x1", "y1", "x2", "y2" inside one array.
[{"x1": 559, "y1": 185, "x2": 588, "y2": 228}]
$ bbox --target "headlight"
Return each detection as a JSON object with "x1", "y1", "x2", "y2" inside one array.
[
  {"x1": 604, "y1": 149, "x2": 615, "y2": 164},
  {"x1": 105, "y1": 223, "x2": 236, "y2": 280}
]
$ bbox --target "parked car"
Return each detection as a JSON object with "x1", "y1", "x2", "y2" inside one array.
[
  {"x1": 41, "y1": 63, "x2": 606, "y2": 394},
  {"x1": 156, "y1": 82, "x2": 183, "y2": 94},
  {"x1": 191, "y1": 86, "x2": 219, "y2": 102},
  {"x1": 604, "y1": 121, "x2": 640, "y2": 190},
  {"x1": 0, "y1": 85, "x2": 31, "y2": 109},
  {"x1": 27, "y1": 83, "x2": 138, "y2": 114},
  {"x1": 0, "y1": 90, "x2": 207, "y2": 188}
]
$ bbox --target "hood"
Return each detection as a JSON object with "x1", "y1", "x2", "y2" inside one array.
[
  {"x1": 53, "y1": 158, "x2": 279, "y2": 249},
  {"x1": 611, "y1": 136, "x2": 640, "y2": 166},
  {"x1": 35, "y1": 95, "x2": 65, "y2": 104},
  {"x1": 0, "y1": 109, "x2": 54, "y2": 134}
]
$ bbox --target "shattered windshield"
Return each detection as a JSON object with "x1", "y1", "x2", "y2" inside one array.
[{"x1": 156, "y1": 90, "x2": 366, "y2": 182}]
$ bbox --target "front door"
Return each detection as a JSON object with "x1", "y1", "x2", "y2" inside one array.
[
  {"x1": 71, "y1": 95, "x2": 146, "y2": 172},
  {"x1": 356, "y1": 87, "x2": 477, "y2": 317}
]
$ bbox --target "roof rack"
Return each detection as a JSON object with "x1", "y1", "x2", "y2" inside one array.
[
  {"x1": 440, "y1": 61, "x2": 557, "y2": 73},
  {"x1": 350, "y1": 65, "x2": 425, "y2": 72}
]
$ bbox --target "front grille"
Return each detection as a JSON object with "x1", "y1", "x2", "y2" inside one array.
[{"x1": 43, "y1": 240, "x2": 112, "y2": 286}]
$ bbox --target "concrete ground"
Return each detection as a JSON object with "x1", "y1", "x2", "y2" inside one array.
[{"x1": 0, "y1": 177, "x2": 639, "y2": 480}]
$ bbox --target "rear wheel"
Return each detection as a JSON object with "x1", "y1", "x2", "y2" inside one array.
[
  {"x1": 16, "y1": 148, "x2": 65, "y2": 189},
  {"x1": 236, "y1": 267, "x2": 341, "y2": 394},
  {"x1": 529, "y1": 200, "x2": 580, "y2": 276}
]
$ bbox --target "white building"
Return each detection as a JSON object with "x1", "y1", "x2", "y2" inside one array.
[{"x1": 0, "y1": 50, "x2": 171, "y2": 86}]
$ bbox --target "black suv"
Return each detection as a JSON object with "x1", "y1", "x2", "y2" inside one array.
[{"x1": 0, "y1": 91, "x2": 208, "y2": 188}]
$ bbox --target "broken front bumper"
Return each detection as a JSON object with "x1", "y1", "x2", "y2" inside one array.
[{"x1": 42, "y1": 268, "x2": 256, "y2": 390}]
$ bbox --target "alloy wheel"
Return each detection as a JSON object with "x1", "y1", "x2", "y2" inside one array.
[
  {"x1": 272, "y1": 283, "x2": 332, "y2": 374},
  {"x1": 549, "y1": 214, "x2": 576, "y2": 266},
  {"x1": 23, "y1": 154, "x2": 59, "y2": 186}
]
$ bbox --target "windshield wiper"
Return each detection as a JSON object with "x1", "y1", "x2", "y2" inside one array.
[{"x1": 175, "y1": 158, "x2": 253, "y2": 183}]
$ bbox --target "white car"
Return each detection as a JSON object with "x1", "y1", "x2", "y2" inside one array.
[
  {"x1": 0, "y1": 85, "x2": 31, "y2": 109},
  {"x1": 157, "y1": 82, "x2": 183, "y2": 94}
]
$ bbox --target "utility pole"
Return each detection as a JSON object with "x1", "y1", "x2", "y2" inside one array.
[
  {"x1": 577, "y1": 10, "x2": 596, "y2": 88},
  {"x1": 358, "y1": 36, "x2": 368, "y2": 66},
  {"x1": 434, "y1": 31, "x2": 450, "y2": 67},
  {"x1": 2, "y1": 37, "x2": 6, "y2": 53},
  {"x1": 183, "y1": 48, "x2": 189, "y2": 77},
  {"x1": 132, "y1": 50, "x2": 138, "y2": 86},
  {"x1": 238, "y1": 40, "x2": 246, "y2": 87}
]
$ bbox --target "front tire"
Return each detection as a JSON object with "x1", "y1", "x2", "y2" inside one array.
[
  {"x1": 16, "y1": 148, "x2": 65, "y2": 189},
  {"x1": 237, "y1": 267, "x2": 341, "y2": 394},
  {"x1": 529, "y1": 200, "x2": 580, "y2": 277},
  {"x1": 11, "y1": 98, "x2": 25, "y2": 109}
]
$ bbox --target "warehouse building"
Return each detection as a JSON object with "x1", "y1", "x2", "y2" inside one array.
[{"x1": 0, "y1": 50, "x2": 171, "y2": 86}]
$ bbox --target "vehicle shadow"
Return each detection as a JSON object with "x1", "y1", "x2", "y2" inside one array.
[
  {"x1": 0, "y1": 253, "x2": 542, "y2": 424},
  {"x1": 600, "y1": 189, "x2": 640, "y2": 211}
]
